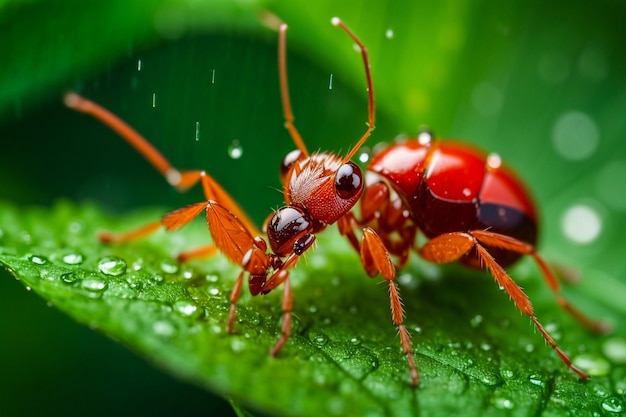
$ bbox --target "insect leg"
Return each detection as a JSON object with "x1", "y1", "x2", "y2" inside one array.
[
  {"x1": 361, "y1": 227, "x2": 419, "y2": 387},
  {"x1": 471, "y1": 230, "x2": 611, "y2": 334},
  {"x1": 420, "y1": 231, "x2": 590, "y2": 380}
]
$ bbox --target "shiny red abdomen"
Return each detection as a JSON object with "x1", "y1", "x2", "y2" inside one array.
[{"x1": 368, "y1": 139, "x2": 538, "y2": 267}]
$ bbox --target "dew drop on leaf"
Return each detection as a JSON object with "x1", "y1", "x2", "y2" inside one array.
[
  {"x1": 528, "y1": 374, "x2": 547, "y2": 387},
  {"x1": 61, "y1": 272, "x2": 79, "y2": 284},
  {"x1": 81, "y1": 277, "x2": 108, "y2": 293},
  {"x1": 173, "y1": 300, "x2": 200, "y2": 318},
  {"x1": 153, "y1": 320, "x2": 176, "y2": 338},
  {"x1": 160, "y1": 259, "x2": 179, "y2": 274},
  {"x1": 97, "y1": 256, "x2": 127, "y2": 276},
  {"x1": 29, "y1": 255, "x2": 47, "y2": 265},
  {"x1": 601, "y1": 396, "x2": 624, "y2": 414},
  {"x1": 62, "y1": 252, "x2": 84, "y2": 265}
]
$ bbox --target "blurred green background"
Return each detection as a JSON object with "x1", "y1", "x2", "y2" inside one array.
[{"x1": 1, "y1": 0, "x2": 625, "y2": 416}]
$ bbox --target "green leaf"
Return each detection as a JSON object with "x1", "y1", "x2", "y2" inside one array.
[
  {"x1": 1, "y1": 200, "x2": 625, "y2": 416},
  {"x1": 2, "y1": 0, "x2": 626, "y2": 415}
]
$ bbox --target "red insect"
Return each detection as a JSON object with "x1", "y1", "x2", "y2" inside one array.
[{"x1": 64, "y1": 18, "x2": 607, "y2": 387}]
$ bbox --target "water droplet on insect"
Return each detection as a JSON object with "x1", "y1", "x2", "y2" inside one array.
[
  {"x1": 487, "y1": 153, "x2": 502, "y2": 169},
  {"x1": 573, "y1": 353, "x2": 611, "y2": 376},
  {"x1": 418, "y1": 129, "x2": 433, "y2": 145},
  {"x1": 552, "y1": 111, "x2": 600, "y2": 160},
  {"x1": 97, "y1": 256, "x2": 127, "y2": 276},
  {"x1": 29, "y1": 255, "x2": 47, "y2": 265},
  {"x1": 160, "y1": 259, "x2": 179, "y2": 274},
  {"x1": 385, "y1": 28, "x2": 394, "y2": 39},
  {"x1": 603, "y1": 337, "x2": 626, "y2": 364},
  {"x1": 153, "y1": 320, "x2": 176, "y2": 338},
  {"x1": 173, "y1": 300, "x2": 201, "y2": 318},
  {"x1": 462, "y1": 187, "x2": 472, "y2": 197},
  {"x1": 561, "y1": 203, "x2": 603, "y2": 244},
  {"x1": 61, "y1": 272, "x2": 79, "y2": 284},
  {"x1": 81, "y1": 277, "x2": 108, "y2": 293},
  {"x1": 601, "y1": 396, "x2": 624, "y2": 414},
  {"x1": 62, "y1": 252, "x2": 84, "y2": 265},
  {"x1": 228, "y1": 140, "x2": 243, "y2": 159}
]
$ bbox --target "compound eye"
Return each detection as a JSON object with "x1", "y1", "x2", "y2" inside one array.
[
  {"x1": 335, "y1": 162, "x2": 363, "y2": 199},
  {"x1": 279, "y1": 149, "x2": 304, "y2": 183}
]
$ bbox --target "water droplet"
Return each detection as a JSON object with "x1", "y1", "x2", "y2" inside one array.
[
  {"x1": 195, "y1": 121, "x2": 200, "y2": 141},
  {"x1": 603, "y1": 337, "x2": 626, "y2": 364},
  {"x1": 160, "y1": 259, "x2": 179, "y2": 275},
  {"x1": 561, "y1": 203, "x2": 603, "y2": 244},
  {"x1": 97, "y1": 256, "x2": 127, "y2": 276},
  {"x1": 471, "y1": 82, "x2": 503, "y2": 117},
  {"x1": 228, "y1": 140, "x2": 243, "y2": 159},
  {"x1": 153, "y1": 320, "x2": 176, "y2": 338},
  {"x1": 385, "y1": 28, "x2": 394, "y2": 39},
  {"x1": 231, "y1": 337, "x2": 246, "y2": 352},
  {"x1": 528, "y1": 374, "x2": 547, "y2": 387},
  {"x1": 313, "y1": 335, "x2": 328, "y2": 346},
  {"x1": 418, "y1": 129, "x2": 433, "y2": 144},
  {"x1": 61, "y1": 272, "x2": 79, "y2": 284},
  {"x1": 358, "y1": 146, "x2": 371, "y2": 163},
  {"x1": 487, "y1": 153, "x2": 502, "y2": 169},
  {"x1": 573, "y1": 353, "x2": 611, "y2": 376},
  {"x1": 350, "y1": 337, "x2": 361, "y2": 346},
  {"x1": 601, "y1": 396, "x2": 624, "y2": 414},
  {"x1": 137, "y1": 59, "x2": 142, "y2": 71},
  {"x1": 481, "y1": 342, "x2": 492, "y2": 351},
  {"x1": 62, "y1": 252, "x2": 84, "y2": 265},
  {"x1": 470, "y1": 314, "x2": 483, "y2": 328},
  {"x1": 211, "y1": 68, "x2": 216, "y2": 84},
  {"x1": 29, "y1": 255, "x2": 47, "y2": 265},
  {"x1": 328, "y1": 73, "x2": 334, "y2": 90},
  {"x1": 152, "y1": 92, "x2": 157, "y2": 108},
  {"x1": 81, "y1": 277, "x2": 108, "y2": 292},
  {"x1": 493, "y1": 396, "x2": 514, "y2": 410},
  {"x1": 552, "y1": 111, "x2": 600, "y2": 160},
  {"x1": 173, "y1": 300, "x2": 201, "y2": 317}
]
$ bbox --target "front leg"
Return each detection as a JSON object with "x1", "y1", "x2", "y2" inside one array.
[{"x1": 342, "y1": 222, "x2": 419, "y2": 387}]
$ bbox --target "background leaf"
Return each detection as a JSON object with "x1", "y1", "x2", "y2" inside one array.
[{"x1": 1, "y1": 0, "x2": 626, "y2": 416}]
